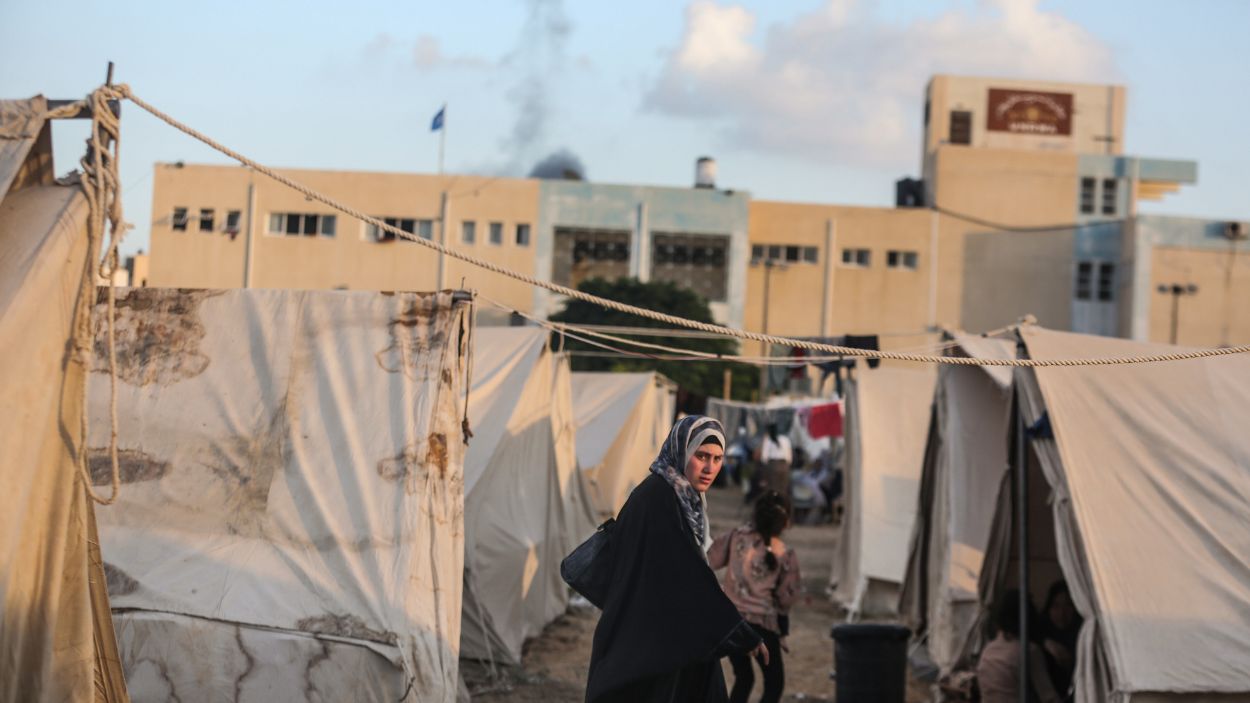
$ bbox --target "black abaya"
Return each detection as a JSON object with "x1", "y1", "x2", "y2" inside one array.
[{"x1": 585, "y1": 474, "x2": 760, "y2": 703}]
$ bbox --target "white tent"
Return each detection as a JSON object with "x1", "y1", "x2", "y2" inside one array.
[
  {"x1": 1, "y1": 97, "x2": 128, "y2": 702},
  {"x1": 831, "y1": 362, "x2": 936, "y2": 618},
  {"x1": 89, "y1": 288, "x2": 472, "y2": 702},
  {"x1": 570, "y1": 371, "x2": 676, "y2": 518},
  {"x1": 899, "y1": 333, "x2": 1016, "y2": 674},
  {"x1": 979, "y1": 327, "x2": 1250, "y2": 703},
  {"x1": 459, "y1": 327, "x2": 596, "y2": 664}
]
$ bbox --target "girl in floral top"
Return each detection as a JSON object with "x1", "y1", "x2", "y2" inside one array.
[{"x1": 709, "y1": 491, "x2": 801, "y2": 703}]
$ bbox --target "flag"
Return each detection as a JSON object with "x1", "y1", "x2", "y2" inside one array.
[{"x1": 430, "y1": 106, "x2": 445, "y2": 132}]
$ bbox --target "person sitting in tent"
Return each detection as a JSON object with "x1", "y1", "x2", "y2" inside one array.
[
  {"x1": 977, "y1": 589, "x2": 1061, "y2": 703},
  {"x1": 1041, "y1": 580, "x2": 1083, "y2": 701},
  {"x1": 754, "y1": 423, "x2": 793, "y2": 498},
  {"x1": 709, "y1": 490, "x2": 801, "y2": 703},
  {"x1": 585, "y1": 416, "x2": 769, "y2": 702}
]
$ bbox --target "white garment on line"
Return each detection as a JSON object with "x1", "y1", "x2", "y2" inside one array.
[{"x1": 759, "y1": 435, "x2": 792, "y2": 464}]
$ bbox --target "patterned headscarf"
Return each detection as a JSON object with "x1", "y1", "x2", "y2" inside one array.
[{"x1": 649, "y1": 415, "x2": 726, "y2": 553}]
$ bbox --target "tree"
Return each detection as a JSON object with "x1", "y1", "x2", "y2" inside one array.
[{"x1": 550, "y1": 278, "x2": 758, "y2": 403}]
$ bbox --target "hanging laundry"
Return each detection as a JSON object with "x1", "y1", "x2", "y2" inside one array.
[
  {"x1": 844, "y1": 335, "x2": 881, "y2": 369},
  {"x1": 807, "y1": 402, "x2": 843, "y2": 439}
]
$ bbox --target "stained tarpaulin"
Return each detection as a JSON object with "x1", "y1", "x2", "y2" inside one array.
[
  {"x1": 459, "y1": 328, "x2": 596, "y2": 664},
  {"x1": 89, "y1": 288, "x2": 471, "y2": 702},
  {"x1": 570, "y1": 372, "x2": 676, "y2": 518},
  {"x1": 832, "y1": 363, "x2": 936, "y2": 618},
  {"x1": 1013, "y1": 328, "x2": 1250, "y2": 702},
  {"x1": 1, "y1": 98, "x2": 128, "y2": 703}
]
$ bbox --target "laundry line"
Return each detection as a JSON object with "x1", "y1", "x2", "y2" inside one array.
[{"x1": 102, "y1": 83, "x2": 1250, "y2": 369}]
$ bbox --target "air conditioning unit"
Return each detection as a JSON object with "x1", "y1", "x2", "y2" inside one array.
[{"x1": 1223, "y1": 222, "x2": 1247, "y2": 240}]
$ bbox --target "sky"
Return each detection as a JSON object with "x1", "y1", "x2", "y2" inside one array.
[{"x1": 2, "y1": 0, "x2": 1248, "y2": 258}]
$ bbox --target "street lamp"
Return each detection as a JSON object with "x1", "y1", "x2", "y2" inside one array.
[
  {"x1": 758, "y1": 258, "x2": 788, "y2": 400},
  {"x1": 1156, "y1": 283, "x2": 1198, "y2": 345}
]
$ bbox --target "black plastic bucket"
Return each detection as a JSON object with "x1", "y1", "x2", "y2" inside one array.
[{"x1": 831, "y1": 623, "x2": 910, "y2": 703}]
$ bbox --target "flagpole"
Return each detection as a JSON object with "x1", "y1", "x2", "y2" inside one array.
[{"x1": 437, "y1": 104, "x2": 446, "y2": 175}]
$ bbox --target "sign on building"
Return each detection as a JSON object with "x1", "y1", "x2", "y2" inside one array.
[{"x1": 987, "y1": 89, "x2": 1073, "y2": 136}]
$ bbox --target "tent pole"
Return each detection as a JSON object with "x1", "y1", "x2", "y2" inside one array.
[{"x1": 1016, "y1": 357, "x2": 1030, "y2": 703}]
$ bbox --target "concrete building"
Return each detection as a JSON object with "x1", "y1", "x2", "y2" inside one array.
[
  {"x1": 144, "y1": 75, "x2": 1247, "y2": 355},
  {"x1": 747, "y1": 75, "x2": 1244, "y2": 353}
]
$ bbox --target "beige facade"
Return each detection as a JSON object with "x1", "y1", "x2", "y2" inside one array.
[
  {"x1": 149, "y1": 163, "x2": 540, "y2": 317},
  {"x1": 1149, "y1": 245, "x2": 1250, "y2": 347},
  {"x1": 923, "y1": 75, "x2": 1125, "y2": 162},
  {"x1": 745, "y1": 202, "x2": 939, "y2": 354}
]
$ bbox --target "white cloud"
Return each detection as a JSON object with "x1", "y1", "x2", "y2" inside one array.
[
  {"x1": 412, "y1": 34, "x2": 490, "y2": 71},
  {"x1": 645, "y1": 0, "x2": 1118, "y2": 168}
]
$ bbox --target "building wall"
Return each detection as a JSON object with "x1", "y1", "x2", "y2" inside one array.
[
  {"x1": 960, "y1": 228, "x2": 1075, "y2": 334},
  {"x1": 924, "y1": 75, "x2": 1125, "y2": 158},
  {"x1": 148, "y1": 164, "x2": 540, "y2": 317},
  {"x1": 1132, "y1": 215, "x2": 1250, "y2": 346},
  {"x1": 746, "y1": 202, "x2": 938, "y2": 354},
  {"x1": 931, "y1": 146, "x2": 1080, "y2": 226},
  {"x1": 535, "y1": 181, "x2": 749, "y2": 327}
]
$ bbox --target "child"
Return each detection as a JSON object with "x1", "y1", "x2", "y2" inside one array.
[{"x1": 709, "y1": 491, "x2": 801, "y2": 703}]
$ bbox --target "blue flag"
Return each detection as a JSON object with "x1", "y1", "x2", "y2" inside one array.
[{"x1": 431, "y1": 106, "x2": 445, "y2": 132}]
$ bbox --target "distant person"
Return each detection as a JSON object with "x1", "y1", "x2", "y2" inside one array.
[
  {"x1": 754, "y1": 423, "x2": 793, "y2": 498},
  {"x1": 1041, "y1": 580, "x2": 1083, "y2": 701},
  {"x1": 977, "y1": 589, "x2": 1061, "y2": 703},
  {"x1": 710, "y1": 491, "x2": 801, "y2": 703},
  {"x1": 584, "y1": 416, "x2": 768, "y2": 702}
]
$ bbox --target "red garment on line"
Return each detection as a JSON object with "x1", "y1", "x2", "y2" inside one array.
[{"x1": 807, "y1": 402, "x2": 842, "y2": 438}]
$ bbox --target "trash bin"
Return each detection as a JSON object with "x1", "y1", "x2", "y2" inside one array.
[{"x1": 831, "y1": 623, "x2": 910, "y2": 703}]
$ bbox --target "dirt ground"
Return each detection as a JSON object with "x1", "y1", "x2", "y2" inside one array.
[{"x1": 463, "y1": 484, "x2": 930, "y2": 702}]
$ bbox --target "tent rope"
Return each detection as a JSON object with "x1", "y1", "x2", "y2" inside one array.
[
  {"x1": 106, "y1": 84, "x2": 1250, "y2": 368},
  {"x1": 69, "y1": 84, "x2": 130, "y2": 505}
]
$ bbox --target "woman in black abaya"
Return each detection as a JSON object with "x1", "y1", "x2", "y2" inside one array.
[{"x1": 585, "y1": 415, "x2": 769, "y2": 703}]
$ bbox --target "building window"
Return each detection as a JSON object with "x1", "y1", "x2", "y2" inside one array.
[
  {"x1": 199, "y1": 208, "x2": 215, "y2": 232},
  {"x1": 269, "y1": 213, "x2": 336, "y2": 238},
  {"x1": 462, "y1": 220, "x2": 476, "y2": 244},
  {"x1": 949, "y1": 110, "x2": 972, "y2": 145},
  {"x1": 1080, "y1": 177, "x2": 1097, "y2": 214},
  {"x1": 489, "y1": 222, "x2": 503, "y2": 246},
  {"x1": 366, "y1": 217, "x2": 415, "y2": 243},
  {"x1": 887, "y1": 250, "x2": 919, "y2": 270},
  {"x1": 1075, "y1": 261, "x2": 1093, "y2": 300},
  {"x1": 553, "y1": 227, "x2": 631, "y2": 288},
  {"x1": 1102, "y1": 178, "x2": 1118, "y2": 215},
  {"x1": 516, "y1": 223, "x2": 531, "y2": 246},
  {"x1": 841, "y1": 248, "x2": 871, "y2": 267},
  {"x1": 416, "y1": 219, "x2": 434, "y2": 240},
  {"x1": 172, "y1": 207, "x2": 188, "y2": 231},
  {"x1": 1097, "y1": 263, "x2": 1115, "y2": 301},
  {"x1": 651, "y1": 231, "x2": 730, "y2": 302},
  {"x1": 224, "y1": 210, "x2": 242, "y2": 234},
  {"x1": 750, "y1": 243, "x2": 822, "y2": 266}
]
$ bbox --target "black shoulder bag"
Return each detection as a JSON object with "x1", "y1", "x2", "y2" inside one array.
[{"x1": 560, "y1": 517, "x2": 615, "y2": 609}]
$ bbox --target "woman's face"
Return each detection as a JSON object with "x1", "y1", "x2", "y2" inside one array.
[{"x1": 683, "y1": 442, "x2": 724, "y2": 493}]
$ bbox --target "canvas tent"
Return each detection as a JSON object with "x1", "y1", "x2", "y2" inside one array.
[
  {"x1": 976, "y1": 327, "x2": 1250, "y2": 703},
  {"x1": 898, "y1": 333, "x2": 1016, "y2": 675},
  {"x1": 831, "y1": 362, "x2": 936, "y2": 618},
  {"x1": 570, "y1": 371, "x2": 676, "y2": 518},
  {"x1": 459, "y1": 327, "x2": 596, "y2": 664},
  {"x1": 1, "y1": 97, "x2": 129, "y2": 702},
  {"x1": 89, "y1": 288, "x2": 472, "y2": 702}
]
